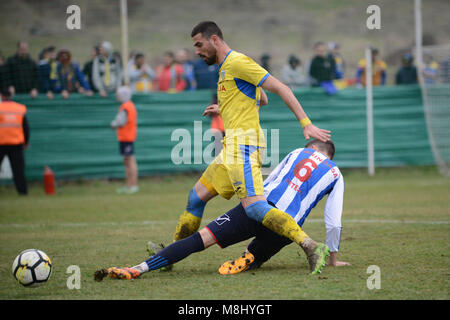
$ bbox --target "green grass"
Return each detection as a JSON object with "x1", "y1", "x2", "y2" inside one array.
[{"x1": 0, "y1": 167, "x2": 449, "y2": 300}]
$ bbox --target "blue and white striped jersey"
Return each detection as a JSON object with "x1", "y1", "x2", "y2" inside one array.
[{"x1": 264, "y1": 148, "x2": 344, "y2": 251}]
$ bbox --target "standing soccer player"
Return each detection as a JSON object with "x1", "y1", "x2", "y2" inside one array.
[{"x1": 173, "y1": 21, "x2": 332, "y2": 274}]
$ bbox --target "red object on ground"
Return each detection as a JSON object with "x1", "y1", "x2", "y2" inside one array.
[{"x1": 44, "y1": 166, "x2": 55, "y2": 195}]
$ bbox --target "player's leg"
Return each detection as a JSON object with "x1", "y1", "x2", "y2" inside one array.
[
  {"x1": 7, "y1": 146, "x2": 28, "y2": 195},
  {"x1": 124, "y1": 155, "x2": 138, "y2": 187},
  {"x1": 123, "y1": 155, "x2": 138, "y2": 190},
  {"x1": 152, "y1": 202, "x2": 259, "y2": 272},
  {"x1": 233, "y1": 145, "x2": 329, "y2": 273},
  {"x1": 242, "y1": 197, "x2": 329, "y2": 274},
  {"x1": 216, "y1": 202, "x2": 292, "y2": 275},
  {"x1": 232, "y1": 145, "x2": 310, "y2": 247},
  {"x1": 173, "y1": 149, "x2": 235, "y2": 241},
  {"x1": 117, "y1": 142, "x2": 138, "y2": 194},
  {"x1": 95, "y1": 201, "x2": 266, "y2": 281},
  {"x1": 173, "y1": 179, "x2": 217, "y2": 241},
  {"x1": 94, "y1": 228, "x2": 218, "y2": 281},
  {"x1": 137, "y1": 228, "x2": 215, "y2": 273}
]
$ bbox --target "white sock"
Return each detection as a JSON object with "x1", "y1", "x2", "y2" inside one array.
[{"x1": 132, "y1": 262, "x2": 149, "y2": 273}]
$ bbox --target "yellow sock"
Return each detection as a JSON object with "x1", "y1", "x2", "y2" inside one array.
[
  {"x1": 174, "y1": 211, "x2": 202, "y2": 241},
  {"x1": 262, "y1": 208, "x2": 309, "y2": 245}
]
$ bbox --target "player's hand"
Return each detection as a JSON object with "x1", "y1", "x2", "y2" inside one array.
[
  {"x1": 202, "y1": 104, "x2": 220, "y2": 117},
  {"x1": 303, "y1": 123, "x2": 331, "y2": 142}
]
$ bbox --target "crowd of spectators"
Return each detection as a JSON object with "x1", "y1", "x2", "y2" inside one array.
[
  {"x1": 0, "y1": 39, "x2": 443, "y2": 100},
  {"x1": 0, "y1": 40, "x2": 220, "y2": 99},
  {"x1": 278, "y1": 41, "x2": 440, "y2": 90}
]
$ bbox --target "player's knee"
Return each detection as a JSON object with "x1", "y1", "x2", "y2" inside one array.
[
  {"x1": 244, "y1": 200, "x2": 273, "y2": 223},
  {"x1": 186, "y1": 187, "x2": 207, "y2": 218}
]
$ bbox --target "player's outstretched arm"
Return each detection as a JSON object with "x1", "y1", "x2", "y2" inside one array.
[{"x1": 261, "y1": 75, "x2": 331, "y2": 142}]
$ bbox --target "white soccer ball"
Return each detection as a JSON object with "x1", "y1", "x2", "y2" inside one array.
[{"x1": 12, "y1": 249, "x2": 52, "y2": 287}]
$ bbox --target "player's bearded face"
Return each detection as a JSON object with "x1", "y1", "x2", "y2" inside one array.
[{"x1": 193, "y1": 34, "x2": 217, "y2": 65}]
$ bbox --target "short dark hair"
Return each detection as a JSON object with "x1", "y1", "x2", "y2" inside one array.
[
  {"x1": 164, "y1": 51, "x2": 174, "y2": 59},
  {"x1": 314, "y1": 41, "x2": 325, "y2": 49},
  {"x1": 1, "y1": 86, "x2": 11, "y2": 98},
  {"x1": 305, "y1": 139, "x2": 336, "y2": 160},
  {"x1": 135, "y1": 53, "x2": 145, "y2": 60},
  {"x1": 191, "y1": 21, "x2": 223, "y2": 40}
]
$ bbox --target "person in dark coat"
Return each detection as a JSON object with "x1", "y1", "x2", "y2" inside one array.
[
  {"x1": 4, "y1": 41, "x2": 39, "y2": 98},
  {"x1": 395, "y1": 53, "x2": 418, "y2": 85}
]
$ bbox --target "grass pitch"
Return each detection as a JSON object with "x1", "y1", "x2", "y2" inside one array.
[{"x1": 0, "y1": 167, "x2": 449, "y2": 300}]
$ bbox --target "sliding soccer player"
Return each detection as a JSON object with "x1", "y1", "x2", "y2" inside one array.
[{"x1": 95, "y1": 139, "x2": 347, "y2": 280}]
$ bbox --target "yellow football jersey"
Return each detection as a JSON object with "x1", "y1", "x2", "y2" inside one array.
[{"x1": 217, "y1": 50, "x2": 269, "y2": 147}]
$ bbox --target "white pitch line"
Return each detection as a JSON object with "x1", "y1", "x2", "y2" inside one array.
[{"x1": 0, "y1": 218, "x2": 448, "y2": 229}]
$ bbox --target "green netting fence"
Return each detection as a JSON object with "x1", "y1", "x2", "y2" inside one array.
[{"x1": 5, "y1": 85, "x2": 434, "y2": 181}]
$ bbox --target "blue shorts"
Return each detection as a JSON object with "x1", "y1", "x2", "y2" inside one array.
[
  {"x1": 119, "y1": 142, "x2": 134, "y2": 156},
  {"x1": 205, "y1": 203, "x2": 292, "y2": 267}
]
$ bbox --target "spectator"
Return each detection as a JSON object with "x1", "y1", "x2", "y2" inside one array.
[
  {"x1": 0, "y1": 86, "x2": 29, "y2": 195},
  {"x1": 128, "y1": 52, "x2": 155, "y2": 93},
  {"x1": 82, "y1": 45, "x2": 100, "y2": 93},
  {"x1": 112, "y1": 51, "x2": 123, "y2": 69},
  {"x1": 92, "y1": 41, "x2": 122, "y2": 97},
  {"x1": 110, "y1": 86, "x2": 139, "y2": 195},
  {"x1": 260, "y1": 53, "x2": 271, "y2": 73},
  {"x1": 176, "y1": 48, "x2": 196, "y2": 91},
  {"x1": 328, "y1": 42, "x2": 345, "y2": 79},
  {"x1": 281, "y1": 54, "x2": 307, "y2": 89},
  {"x1": 422, "y1": 54, "x2": 439, "y2": 84},
  {"x1": 192, "y1": 57, "x2": 219, "y2": 90},
  {"x1": 127, "y1": 50, "x2": 138, "y2": 71},
  {"x1": 395, "y1": 53, "x2": 418, "y2": 85},
  {"x1": 4, "y1": 41, "x2": 39, "y2": 98},
  {"x1": 309, "y1": 41, "x2": 336, "y2": 86},
  {"x1": 356, "y1": 48, "x2": 387, "y2": 86},
  {"x1": 154, "y1": 51, "x2": 186, "y2": 92},
  {"x1": 38, "y1": 46, "x2": 58, "y2": 99},
  {"x1": 55, "y1": 49, "x2": 93, "y2": 99}
]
